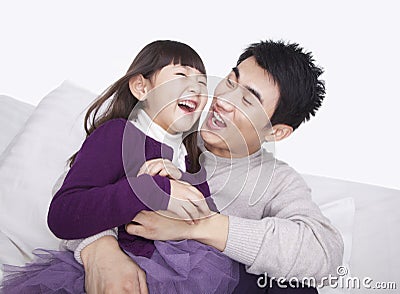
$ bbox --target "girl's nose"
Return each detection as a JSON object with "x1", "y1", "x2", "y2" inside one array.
[{"x1": 188, "y1": 80, "x2": 202, "y2": 95}]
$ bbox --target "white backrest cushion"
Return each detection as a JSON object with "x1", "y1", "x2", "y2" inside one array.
[
  {"x1": 0, "y1": 95, "x2": 35, "y2": 156},
  {"x1": 319, "y1": 197, "x2": 355, "y2": 269},
  {"x1": 305, "y1": 174, "x2": 356, "y2": 265},
  {"x1": 304, "y1": 175, "x2": 356, "y2": 294},
  {"x1": 0, "y1": 81, "x2": 96, "y2": 260},
  {"x1": 317, "y1": 198, "x2": 355, "y2": 294},
  {"x1": 0, "y1": 230, "x2": 27, "y2": 281}
]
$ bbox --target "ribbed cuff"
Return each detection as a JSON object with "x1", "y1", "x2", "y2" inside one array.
[
  {"x1": 74, "y1": 228, "x2": 118, "y2": 265},
  {"x1": 222, "y1": 215, "x2": 267, "y2": 266}
]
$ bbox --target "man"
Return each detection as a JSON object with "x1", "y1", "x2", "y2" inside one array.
[{"x1": 80, "y1": 40, "x2": 344, "y2": 293}]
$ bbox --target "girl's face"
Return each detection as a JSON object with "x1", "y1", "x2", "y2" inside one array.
[{"x1": 143, "y1": 64, "x2": 208, "y2": 134}]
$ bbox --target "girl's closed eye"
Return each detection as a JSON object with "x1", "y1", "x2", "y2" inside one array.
[
  {"x1": 176, "y1": 72, "x2": 187, "y2": 77},
  {"x1": 198, "y1": 79, "x2": 207, "y2": 86}
]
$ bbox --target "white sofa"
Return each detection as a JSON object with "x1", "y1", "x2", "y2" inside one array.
[{"x1": 0, "y1": 81, "x2": 399, "y2": 293}]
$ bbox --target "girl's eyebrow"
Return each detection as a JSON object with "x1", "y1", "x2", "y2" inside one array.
[
  {"x1": 176, "y1": 65, "x2": 201, "y2": 73},
  {"x1": 180, "y1": 65, "x2": 193, "y2": 71},
  {"x1": 183, "y1": 66, "x2": 207, "y2": 78}
]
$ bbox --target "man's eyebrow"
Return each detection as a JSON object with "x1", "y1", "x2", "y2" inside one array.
[
  {"x1": 232, "y1": 66, "x2": 262, "y2": 102},
  {"x1": 232, "y1": 67, "x2": 240, "y2": 79},
  {"x1": 246, "y1": 86, "x2": 262, "y2": 102}
]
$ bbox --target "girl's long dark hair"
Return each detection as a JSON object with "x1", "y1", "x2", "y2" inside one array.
[{"x1": 68, "y1": 40, "x2": 206, "y2": 172}]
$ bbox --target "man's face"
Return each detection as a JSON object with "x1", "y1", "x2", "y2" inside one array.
[{"x1": 200, "y1": 56, "x2": 280, "y2": 158}]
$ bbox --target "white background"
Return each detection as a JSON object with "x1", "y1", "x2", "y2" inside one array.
[{"x1": 1, "y1": 0, "x2": 399, "y2": 190}]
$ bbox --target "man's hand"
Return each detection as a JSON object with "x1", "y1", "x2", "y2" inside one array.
[
  {"x1": 81, "y1": 236, "x2": 148, "y2": 294},
  {"x1": 126, "y1": 210, "x2": 229, "y2": 252},
  {"x1": 126, "y1": 210, "x2": 192, "y2": 241}
]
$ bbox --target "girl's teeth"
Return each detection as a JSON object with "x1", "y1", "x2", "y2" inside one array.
[{"x1": 179, "y1": 100, "x2": 196, "y2": 110}]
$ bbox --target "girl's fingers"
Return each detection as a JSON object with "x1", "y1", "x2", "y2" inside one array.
[
  {"x1": 138, "y1": 162, "x2": 162, "y2": 176},
  {"x1": 189, "y1": 198, "x2": 211, "y2": 218},
  {"x1": 182, "y1": 202, "x2": 200, "y2": 222},
  {"x1": 148, "y1": 161, "x2": 171, "y2": 176},
  {"x1": 138, "y1": 159, "x2": 177, "y2": 176},
  {"x1": 137, "y1": 159, "x2": 160, "y2": 176},
  {"x1": 137, "y1": 163, "x2": 150, "y2": 176},
  {"x1": 180, "y1": 188, "x2": 210, "y2": 219},
  {"x1": 148, "y1": 164, "x2": 161, "y2": 176},
  {"x1": 159, "y1": 169, "x2": 169, "y2": 177},
  {"x1": 137, "y1": 168, "x2": 145, "y2": 177}
]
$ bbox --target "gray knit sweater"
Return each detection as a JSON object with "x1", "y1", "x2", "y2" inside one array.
[{"x1": 200, "y1": 145, "x2": 344, "y2": 281}]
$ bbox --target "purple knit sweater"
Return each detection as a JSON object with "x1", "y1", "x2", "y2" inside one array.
[{"x1": 48, "y1": 118, "x2": 216, "y2": 258}]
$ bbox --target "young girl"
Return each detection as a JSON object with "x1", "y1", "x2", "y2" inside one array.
[{"x1": 0, "y1": 40, "x2": 239, "y2": 293}]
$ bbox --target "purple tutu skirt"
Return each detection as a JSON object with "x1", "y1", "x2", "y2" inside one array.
[{"x1": 1, "y1": 240, "x2": 239, "y2": 294}]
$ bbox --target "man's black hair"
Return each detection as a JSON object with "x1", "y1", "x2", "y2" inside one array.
[{"x1": 237, "y1": 40, "x2": 325, "y2": 130}]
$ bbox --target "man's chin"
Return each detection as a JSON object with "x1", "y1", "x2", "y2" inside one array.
[
  {"x1": 200, "y1": 129, "x2": 226, "y2": 146},
  {"x1": 199, "y1": 128, "x2": 216, "y2": 140}
]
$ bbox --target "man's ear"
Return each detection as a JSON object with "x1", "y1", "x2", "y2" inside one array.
[
  {"x1": 129, "y1": 75, "x2": 149, "y2": 101},
  {"x1": 264, "y1": 124, "x2": 293, "y2": 142}
]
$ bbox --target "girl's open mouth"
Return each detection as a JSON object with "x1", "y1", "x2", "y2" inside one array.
[{"x1": 177, "y1": 99, "x2": 198, "y2": 113}]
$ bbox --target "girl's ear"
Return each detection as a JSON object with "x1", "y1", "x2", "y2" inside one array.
[
  {"x1": 264, "y1": 124, "x2": 293, "y2": 142},
  {"x1": 129, "y1": 75, "x2": 149, "y2": 101}
]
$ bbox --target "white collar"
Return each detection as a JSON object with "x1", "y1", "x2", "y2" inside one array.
[{"x1": 130, "y1": 109, "x2": 187, "y2": 170}]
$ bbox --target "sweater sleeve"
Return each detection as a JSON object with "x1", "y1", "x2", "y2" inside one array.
[
  {"x1": 222, "y1": 167, "x2": 344, "y2": 282},
  {"x1": 47, "y1": 119, "x2": 171, "y2": 240}
]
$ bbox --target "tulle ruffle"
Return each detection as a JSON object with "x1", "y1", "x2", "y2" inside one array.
[
  {"x1": 1, "y1": 249, "x2": 84, "y2": 294},
  {"x1": 1, "y1": 240, "x2": 239, "y2": 294},
  {"x1": 129, "y1": 240, "x2": 239, "y2": 293}
]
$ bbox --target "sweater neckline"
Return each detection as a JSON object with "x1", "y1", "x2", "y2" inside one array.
[{"x1": 199, "y1": 140, "x2": 265, "y2": 165}]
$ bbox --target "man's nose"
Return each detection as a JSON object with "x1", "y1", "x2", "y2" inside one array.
[
  {"x1": 215, "y1": 79, "x2": 246, "y2": 110},
  {"x1": 214, "y1": 96, "x2": 235, "y2": 113}
]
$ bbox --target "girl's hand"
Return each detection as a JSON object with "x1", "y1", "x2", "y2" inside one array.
[
  {"x1": 168, "y1": 179, "x2": 212, "y2": 224},
  {"x1": 137, "y1": 158, "x2": 182, "y2": 180}
]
